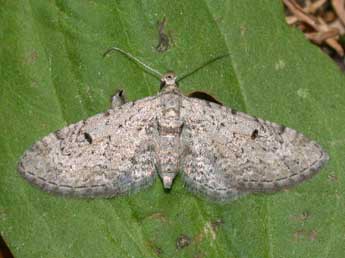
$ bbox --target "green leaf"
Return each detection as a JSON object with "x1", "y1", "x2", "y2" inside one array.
[{"x1": 1, "y1": 1, "x2": 344, "y2": 257}]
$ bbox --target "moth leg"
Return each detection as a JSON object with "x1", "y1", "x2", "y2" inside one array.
[{"x1": 111, "y1": 89, "x2": 126, "y2": 109}]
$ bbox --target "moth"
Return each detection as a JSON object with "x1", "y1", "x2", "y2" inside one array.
[{"x1": 18, "y1": 47, "x2": 329, "y2": 201}]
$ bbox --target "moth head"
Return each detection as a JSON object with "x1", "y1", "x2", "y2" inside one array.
[
  {"x1": 103, "y1": 47, "x2": 230, "y2": 94},
  {"x1": 160, "y1": 72, "x2": 177, "y2": 90}
]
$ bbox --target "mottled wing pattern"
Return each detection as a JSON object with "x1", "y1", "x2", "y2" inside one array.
[
  {"x1": 18, "y1": 96, "x2": 159, "y2": 197},
  {"x1": 180, "y1": 96, "x2": 328, "y2": 201}
]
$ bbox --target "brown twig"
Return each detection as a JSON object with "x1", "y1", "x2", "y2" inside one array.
[
  {"x1": 306, "y1": 0, "x2": 328, "y2": 13},
  {"x1": 332, "y1": 0, "x2": 345, "y2": 26},
  {"x1": 283, "y1": 0, "x2": 344, "y2": 56}
]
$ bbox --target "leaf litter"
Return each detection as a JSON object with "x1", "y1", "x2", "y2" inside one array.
[{"x1": 284, "y1": 0, "x2": 345, "y2": 70}]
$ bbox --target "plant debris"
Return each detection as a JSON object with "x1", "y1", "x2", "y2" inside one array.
[
  {"x1": 176, "y1": 234, "x2": 192, "y2": 249},
  {"x1": 284, "y1": 0, "x2": 345, "y2": 68},
  {"x1": 156, "y1": 17, "x2": 171, "y2": 53}
]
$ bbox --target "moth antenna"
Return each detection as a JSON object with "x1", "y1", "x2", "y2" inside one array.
[
  {"x1": 177, "y1": 53, "x2": 230, "y2": 83},
  {"x1": 103, "y1": 47, "x2": 163, "y2": 80}
]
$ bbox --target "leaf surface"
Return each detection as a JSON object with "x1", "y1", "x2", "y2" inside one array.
[{"x1": 0, "y1": 1, "x2": 344, "y2": 257}]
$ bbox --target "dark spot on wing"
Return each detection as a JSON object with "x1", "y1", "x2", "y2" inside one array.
[
  {"x1": 84, "y1": 133, "x2": 93, "y2": 144},
  {"x1": 279, "y1": 124, "x2": 286, "y2": 134},
  {"x1": 251, "y1": 129, "x2": 259, "y2": 140}
]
